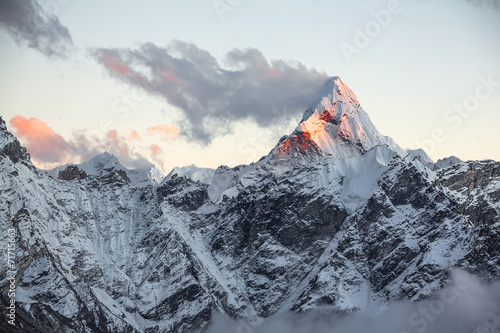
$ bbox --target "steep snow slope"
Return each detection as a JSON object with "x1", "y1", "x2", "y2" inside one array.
[{"x1": 406, "y1": 148, "x2": 434, "y2": 164}]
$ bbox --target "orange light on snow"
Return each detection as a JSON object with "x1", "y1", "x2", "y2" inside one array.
[{"x1": 275, "y1": 131, "x2": 316, "y2": 157}]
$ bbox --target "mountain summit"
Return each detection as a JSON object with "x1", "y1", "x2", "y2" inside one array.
[
  {"x1": 46, "y1": 152, "x2": 165, "y2": 185},
  {"x1": 208, "y1": 77, "x2": 409, "y2": 204},
  {"x1": 271, "y1": 77, "x2": 405, "y2": 161}
]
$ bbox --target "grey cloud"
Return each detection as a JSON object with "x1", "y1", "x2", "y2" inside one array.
[
  {"x1": 466, "y1": 0, "x2": 500, "y2": 7},
  {"x1": 205, "y1": 270, "x2": 500, "y2": 333},
  {"x1": 0, "y1": 0, "x2": 73, "y2": 58},
  {"x1": 92, "y1": 41, "x2": 329, "y2": 144}
]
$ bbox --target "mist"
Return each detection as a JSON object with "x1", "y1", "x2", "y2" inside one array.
[{"x1": 204, "y1": 269, "x2": 500, "y2": 333}]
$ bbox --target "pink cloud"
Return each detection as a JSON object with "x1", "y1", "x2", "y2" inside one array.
[
  {"x1": 146, "y1": 123, "x2": 179, "y2": 142},
  {"x1": 8, "y1": 116, "x2": 163, "y2": 172},
  {"x1": 107, "y1": 129, "x2": 130, "y2": 157},
  {"x1": 151, "y1": 144, "x2": 160, "y2": 155},
  {"x1": 74, "y1": 129, "x2": 153, "y2": 171},
  {"x1": 9, "y1": 116, "x2": 72, "y2": 163},
  {"x1": 267, "y1": 69, "x2": 279, "y2": 77},
  {"x1": 128, "y1": 130, "x2": 141, "y2": 141},
  {"x1": 163, "y1": 71, "x2": 182, "y2": 84},
  {"x1": 103, "y1": 56, "x2": 129, "y2": 76}
]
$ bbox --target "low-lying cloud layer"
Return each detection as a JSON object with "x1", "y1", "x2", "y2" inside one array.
[
  {"x1": 8, "y1": 116, "x2": 173, "y2": 171},
  {"x1": 205, "y1": 270, "x2": 500, "y2": 333},
  {"x1": 92, "y1": 41, "x2": 329, "y2": 144},
  {"x1": 0, "y1": 0, "x2": 73, "y2": 58}
]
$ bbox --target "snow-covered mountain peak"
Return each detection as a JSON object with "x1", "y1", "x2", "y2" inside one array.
[
  {"x1": 164, "y1": 164, "x2": 215, "y2": 185},
  {"x1": 80, "y1": 151, "x2": 122, "y2": 176},
  {"x1": 206, "y1": 78, "x2": 408, "y2": 203},
  {"x1": 306, "y1": 76, "x2": 359, "y2": 112},
  {"x1": 270, "y1": 77, "x2": 405, "y2": 161},
  {"x1": 405, "y1": 148, "x2": 434, "y2": 169},
  {"x1": 147, "y1": 165, "x2": 165, "y2": 183},
  {"x1": 45, "y1": 152, "x2": 164, "y2": 185},
  {"x1": 433, "y1": 156, "x2": 462, "y2": 170}
]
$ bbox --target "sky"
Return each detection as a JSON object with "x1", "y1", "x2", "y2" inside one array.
[{"x1": 0, "y1": 0, "x2": 499, "y2": 173}]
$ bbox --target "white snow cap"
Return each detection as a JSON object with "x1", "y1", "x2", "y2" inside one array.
[
  {"x1": 78, "y1": 151, "x2": 121, "y2": 177},
  {"x1": 46, "y1": 152, "x2": 165, "y2": 185},
  {"x1": 271, "y1": 77, "x2": 406, "y2": 160},
  {"x1": 406, "y1": 149, "x2": 434, "y2": 165},
  {"x1": 164, "y1": 164, "x2": 215, "y2": 185},
  {"x1": 433, "y1": 156, "x2": 462, "y2": 169}
]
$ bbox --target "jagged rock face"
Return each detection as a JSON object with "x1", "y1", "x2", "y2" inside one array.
[
  {"x1": 0, "y1": 117, "x2": 37, "y2": 173},
  {"x1": 45, "y1": 151, "x2": 165, "y2": 186},
  {"x1": 273, "y1": 131, "x2": 323, "y2": 160},
  {"x1": 157, "y1": 176, "x2": 209, "y2": 211},
  {"x1": 435, "y1": 161, "x2": 500, "y2": 226},
  {"x1": 58, "y1": 165, "x2": 87, "y2": 180},
  {"x1": 1, "y1": 82, "x2": 499, "y2": 332}
]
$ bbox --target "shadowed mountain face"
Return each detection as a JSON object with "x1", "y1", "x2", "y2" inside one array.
[{"x1": 0, "y1": 78, "x2": 499, "y2": 332}]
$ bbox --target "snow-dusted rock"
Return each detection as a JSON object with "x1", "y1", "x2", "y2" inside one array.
[
  {"x1": 164, "y1": 164, "x2": 215, "y2": 185},
  {"x1": 44, "y1": 152, "x2": 165, "y2": 186}
]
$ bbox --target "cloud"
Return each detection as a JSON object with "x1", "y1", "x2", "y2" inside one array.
[
  {"x1": 92, "y1": 41, "x2": 329, "y2": 144},
  {"x1": 205, "y1": 270, "x2": 500, "y2": 333},
  {"x1": 106, "y1": 129, "x2": 130, "y2": 158},
  {"x1": 129, "y1": 130, "x2": 141, "y2": 141},
  {"x1": 103, "y1": 55, "x2": 129, "y2": 76},
  {"x1": 71, "y1": 129, "x2": 154, "y2": 171},
  {"x1": 9, "y1": 116, "x2": 159, "y2": 171},
  {"x1": 9, "y1": 116, "x2": 72, "y2": 163},
  {"x1": 151, "y1": 144, "x2": 160, "y2": 155},
  {"x1": 0, "y1": 0, "x2": 73, "y2": 58},
  {"x1": 146, "y1": 124, "x2": 179, "y2": 142}
]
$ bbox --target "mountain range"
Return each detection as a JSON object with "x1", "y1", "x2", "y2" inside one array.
[{"x1": 1, "y1": 77, "x2": 499, "y2": 332}]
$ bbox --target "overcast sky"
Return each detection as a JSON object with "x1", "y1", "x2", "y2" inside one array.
[{"x1": 1, "y1": 0, "x2": 499, "y2": 173}]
